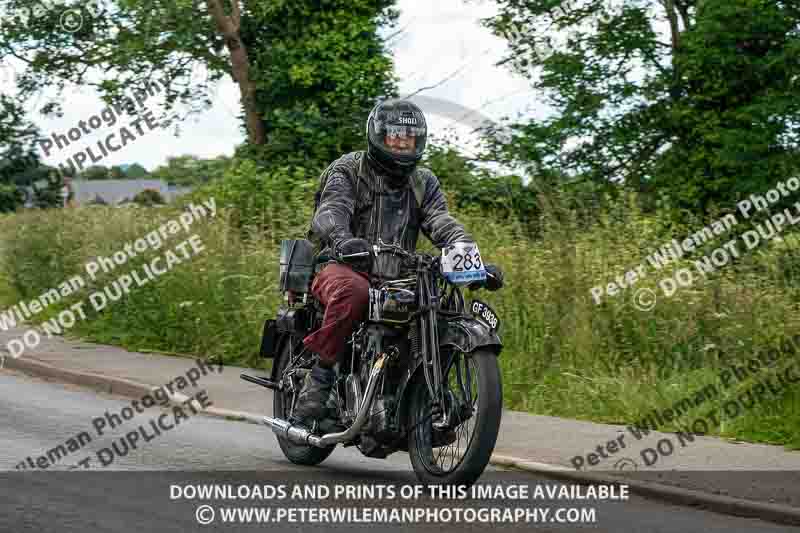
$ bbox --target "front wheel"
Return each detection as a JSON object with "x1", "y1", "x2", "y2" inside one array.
[
  {"x1": 272, "y1": 339, "x2": 335, "y2": 466},
  {"x1": 407, "y1": 349, "x2": 503, "y2": 486}
]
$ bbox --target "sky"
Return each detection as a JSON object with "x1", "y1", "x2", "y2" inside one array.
[{"x1": 1, "y1": 0, "x2": 535, "y2": 172}]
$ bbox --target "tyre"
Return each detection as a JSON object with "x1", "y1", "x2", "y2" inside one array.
[
  {"x1": 272, "y1": 339, "x2": 335, "y2": 466},
  {"x1": 407, "y1": 349, "x2": 502, "y2": 486}
]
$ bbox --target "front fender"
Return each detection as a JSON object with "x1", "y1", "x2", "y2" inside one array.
[
  {"x1": 393, "y1": 318, "x2": 501, "y2": 435},
  {"x1": 438, "y1": 316, "x2": 502, "y2": 355}
]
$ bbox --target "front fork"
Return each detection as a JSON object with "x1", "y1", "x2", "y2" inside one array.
[{"x1": 417, "y1": 270, "x2": 453, "y2": 430}]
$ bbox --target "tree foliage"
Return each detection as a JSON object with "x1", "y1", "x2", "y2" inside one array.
[
  {"x1": 133, "y1": 188, "x2": 165, "y2": 206},
  {"x1": 150, "y1": 154, "x2": 232, "y2": 186},
  {"x1": 0, "y1": 0, "x2": 398, "y2": 169},
  {"x1": 423, "y1": 144, "x2": 539, "y2": 223},
  {"x1": 0, "y1": 0, "x2": 235, "y2": 135},
  {"x1": 0, "y1": 95, "x2": 42, "y2": 186},
  {"x1": 124, "y1": 163, "x2": 149, "y2": 178},
  {"x1": 80, "y1": 165, "x2": 110, "y2": 180},
  {"x1": 30, "y1": 169, "x2": 66, "y2": 209},
  {"x1": 236, "y1": 0, "x2": 398, "y2": 170},
  {"x1": 483, "y1": 0, "x2": 800, "y2": 213},
  {"x1": 0, "y1": 183, "x2": 25, "y2": 212}
]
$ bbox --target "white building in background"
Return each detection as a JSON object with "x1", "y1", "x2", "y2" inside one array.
[{"x1": 69, "y1": 179, "x2": 193, "y2": 206}]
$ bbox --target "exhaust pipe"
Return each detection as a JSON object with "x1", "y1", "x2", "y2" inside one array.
[{"x1": 263, "y1": 355, "x2": 387, "y2": 448}]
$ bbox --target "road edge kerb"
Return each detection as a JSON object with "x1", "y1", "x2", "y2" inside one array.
[
  {"x1": 5, "y1": 355, "x2": 211, "y2": 411},
  {"x1": 6, "y1": 356, "x2": 800, "y2": 527},
  {"x1": 5, "y1": 355, "x2": 155, "y2": 399},
  {"x1": 490, "y1": 454, "x2": 800, "y2": 527}
]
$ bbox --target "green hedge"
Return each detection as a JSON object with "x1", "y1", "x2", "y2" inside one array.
[{"x1": 0, "y1": 162, "x2": 798, "y2": 449}]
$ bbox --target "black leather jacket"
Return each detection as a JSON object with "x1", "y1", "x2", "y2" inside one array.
[{"x1": 310, "y1": 151, "x2": 472, "y2": 277}]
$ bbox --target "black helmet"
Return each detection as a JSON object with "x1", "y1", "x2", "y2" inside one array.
[{"x1": 366, "y1": 99, "x2": 427, "y2": 179}]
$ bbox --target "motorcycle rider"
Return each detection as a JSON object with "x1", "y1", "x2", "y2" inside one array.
[{"x1": 292, "y1": 98, "x2": 503, "y2": 429}]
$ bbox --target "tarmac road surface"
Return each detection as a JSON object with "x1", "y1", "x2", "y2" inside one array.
[{"x1": 1, "y1": 370, "x2": 797, "y2": 533}]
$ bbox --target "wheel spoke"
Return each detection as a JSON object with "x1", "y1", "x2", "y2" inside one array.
[
  {"x1": 464, "y1": 355, "x2": 474, "y2": 402},
  {"x1": 416, "y1": 351, "x2": 484, "y2": 475},
  {"x1": 454, "y1": 355, "x2": 469, "y2": 405}
]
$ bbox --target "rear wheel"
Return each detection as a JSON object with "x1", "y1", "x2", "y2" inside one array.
[
  {"x1": 407, "y1": 349, "x2": 502, "y2": 486},
  {"x1": 272, "y1": 340, "x2": 335, "y2": 466}
]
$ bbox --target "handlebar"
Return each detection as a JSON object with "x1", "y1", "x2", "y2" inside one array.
[
  {"x1": 340, "y1": 242, "x2": 422, "y2": 261},
  {"x1": 334, "y1": 241, "x2": 501, "y2": 290}
]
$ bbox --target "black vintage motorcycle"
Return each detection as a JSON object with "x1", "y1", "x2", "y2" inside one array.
[{"x1": 246, "y1": 239, "x2": 503, "y2": 486}]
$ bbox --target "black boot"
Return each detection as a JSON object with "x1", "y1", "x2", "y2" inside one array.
[{"x1": 292, "y1": 363, "x2": 335, "y2": 425}]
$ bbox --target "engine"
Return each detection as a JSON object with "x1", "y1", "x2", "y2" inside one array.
[{"x1": 340, "y1": 324, "x2": 410, "y2": 457}]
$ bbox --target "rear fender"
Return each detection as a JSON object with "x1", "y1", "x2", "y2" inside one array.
[
  {"x1": 262, "y1": 304, "x2": 318, "y2": 382},
  {"x1": 267, "y1": 333, "x2": 293, "y2": 383}
]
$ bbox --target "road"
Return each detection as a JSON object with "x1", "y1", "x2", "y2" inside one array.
[{"x1": 1, "y1": 370, "x2": 797, "y2": 533}]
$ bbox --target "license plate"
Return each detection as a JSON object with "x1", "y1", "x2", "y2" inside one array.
[
  {"x1": 471, "y1": 300, "x2": 500, "y2": 331},
  {"x1": 441, "y1": 242, "x2": 487, "y2": 285}
]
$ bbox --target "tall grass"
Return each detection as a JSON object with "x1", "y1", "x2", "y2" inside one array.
[{"x1": 0, "y1": 181, "x2": 798, "y2": 449}]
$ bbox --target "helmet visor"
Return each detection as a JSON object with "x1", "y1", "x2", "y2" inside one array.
[{"x1": 369, "y1": 103, "x2": 427, "y2": 160}]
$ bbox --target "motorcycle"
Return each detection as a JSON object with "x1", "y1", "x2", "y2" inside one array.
[{"x1": 246, "y1": 239, "x2": 504, "y2": 486}]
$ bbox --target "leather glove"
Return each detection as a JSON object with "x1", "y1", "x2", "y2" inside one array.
[
  {"x1": 335, "y1": 239, "x2": 372, "y2": 272},
  {"x1": 484, "y1": 264, "x2": 504, "y2": 291},
  {"x1": 336, "y1": 238, "x2": 370, "y2": 258}
]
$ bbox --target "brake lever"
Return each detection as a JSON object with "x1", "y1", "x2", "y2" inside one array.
[
  {"x1": 335, "y1": 251, "x2": 373, "y2": 274},
  {"x1": 339, "y1": 252, "x2": 371, "y2": 260}
]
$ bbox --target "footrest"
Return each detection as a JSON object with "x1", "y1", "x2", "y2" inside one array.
[{"x1": 241, "y1": 373, "x2": 280, "y2": 390}]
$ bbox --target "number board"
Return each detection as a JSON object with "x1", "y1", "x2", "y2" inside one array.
[
  {"x1": 441, "y1": 242, "x2": 487, "y2": 285},
  {"x1": 471, "y1": 300, "x2": 500, "y2": 332}
]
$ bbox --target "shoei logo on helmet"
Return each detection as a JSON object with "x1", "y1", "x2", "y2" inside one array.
[{"x1": 397, "y1": 116, "x2": 418, "y2": 126}]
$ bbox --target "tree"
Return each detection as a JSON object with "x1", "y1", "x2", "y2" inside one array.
[
  {"x1": 0, "y1": 0, "x2": 265, "y2": 143},
  {"x1": 655, "y1": 1, "x2": 800, "y2": 211},
  {"x1": 150, "y1": 154, "x2": 232, "y2": 186},
  {"x1": 0, "y1": 183, "x2": 24, "y2": 212},
  {"x1": 423, "y1": 143, "x2": 541, "y2": 228},
  {"x1": 133, "y1": 188, "x2": 165, "y2": 206},
  {"x1": 0, "y1": 0, "x2": 398, "y2": 162},
  {"x1": 31, "y1": 169, "x2": 65, "y2": 209},
  {"x1": 0, "y1": 94, "x2": 63, "y2": 210},
  {"x1": 0, "y1": 94, "x2": 43, "y2": 187},
  {"x1": 483, "y1": 0, "x2": 800, "y2": 213},
  {"x1": 124, "y1": 163, "x2": 149, "y2": 178},
  {"x1": 81, "y1": 165, "x2": 110, "y2": 180},
  {"x1": 236, "y1": 0, "x2": 398, "y2": 169},
  {"x1": 110, "y1": 166, "x2": 125, "y2": 179}
]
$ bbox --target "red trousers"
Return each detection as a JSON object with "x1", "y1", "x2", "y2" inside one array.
[{"x1": 303, "y1": 263, "x2": 370, "y2": 365}]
